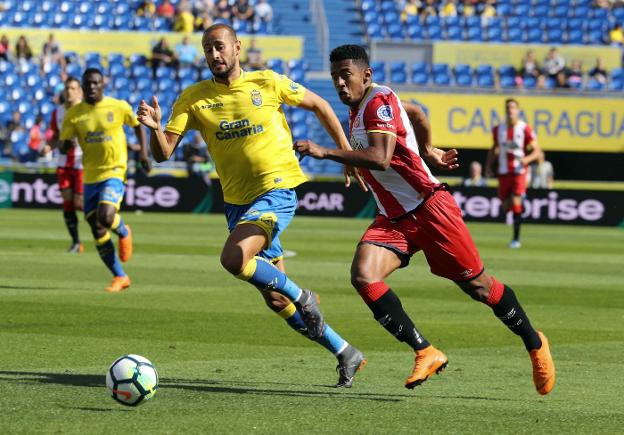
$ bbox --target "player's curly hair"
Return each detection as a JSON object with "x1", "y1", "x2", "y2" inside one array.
[
  {"x1": 83, "y1": 67, "x2": 103, "y2": 79},
  {"x1": 329, "y1": 45, "x2": 370, "y2": 68}
]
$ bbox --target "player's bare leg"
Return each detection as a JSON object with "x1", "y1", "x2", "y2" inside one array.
[
  {"x1": 455, "y1": 271, "x2": 555, "y2": 394},
  {"x1": 351, "y1": 243, "x2": 446, "y2": 388},
  {"x1": 221, "y1": 223, "x2": 325, "y2": 339},
  {"x1": 88, "y1": 203, "x2": 130, "y2": 292},
  {"x1": 61, "y1": 188, "x2": 83, "y2": 253}
]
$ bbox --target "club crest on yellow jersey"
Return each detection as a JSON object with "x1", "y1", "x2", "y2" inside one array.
[
  {"x1": 107, "y1": 111, "x2": 114, "y2": 122},
  {"x1": 251, "y1": 89, "x2": 262, "y2": 106}
]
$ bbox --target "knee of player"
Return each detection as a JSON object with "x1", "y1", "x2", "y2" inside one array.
[
  {"x1": 220, "y1": 250, "x2": 244, "y2": 275},
  {"x1": 456, "y1": 279, "x2": 490, "y2": 303},
  {"x1": 350, "y1": 270, "x2": 375, "y2": 290},
  {"x1": 97, "y1": 210, "x2": 115, "y2": 228}
]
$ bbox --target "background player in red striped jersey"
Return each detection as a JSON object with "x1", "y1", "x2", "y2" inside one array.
[
  {"x1": 294, "y1": 44, "x2": 555, "y2": 395},
  {"x1": 486, "y1": 99, "x2": 541, "y2": 249},
  {"x1": 50, "y1": 77, "x2": 84, "y2": 253}
]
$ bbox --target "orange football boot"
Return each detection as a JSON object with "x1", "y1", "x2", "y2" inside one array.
[
  {"x1": 405, "y1": 345, "x2": 448, "y2": 389},
  {"x1": 530, "y1": 331, "x2": 556, "y2": 395},
  {"x1": 118, "y1": 225, "x2": 133, "y2": 263},
  {"x1": 105, "y1": 276, "x2": 131, "y2": 293}
]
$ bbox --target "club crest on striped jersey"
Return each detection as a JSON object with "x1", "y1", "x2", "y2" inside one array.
[
  {"x1": 251, "y1": 89, "x2": 262, "y2": 106},
  {"x1": 377, "y1": 105, "x2": 393, "y2": 122}
]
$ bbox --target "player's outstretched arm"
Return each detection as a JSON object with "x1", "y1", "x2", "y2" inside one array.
[
  {"x1": 298, "y1": 90, "x2": 367, "y2": 191},
  {"x1": 295, "y1": 131, "x2": 396, "y2": 171},
  {"x1": 137, "y1": 96, "x2": 181, "y2": 163},
  {"x1": 401, "y1": 100, "x2": 458, "y2": 171}
]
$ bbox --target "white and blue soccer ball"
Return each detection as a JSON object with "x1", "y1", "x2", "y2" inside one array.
[{"x1": 106, "y1": 354, "x2": 158, "y2": 406}]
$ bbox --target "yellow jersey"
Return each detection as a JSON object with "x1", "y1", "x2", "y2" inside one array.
[
  {"x1": 60, "y1": 96, "x2": 139, "y2": 184},
  {"x1": 165, "y1": 69, "x2": 308, "y2": 205}
]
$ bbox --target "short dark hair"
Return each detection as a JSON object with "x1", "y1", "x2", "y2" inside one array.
[
  {"x1": 65, "y1": 76, "x2": 80, "y2": 86},
  {"x1": 329, "y1": 44, "x2": 370, "y2": 68},
  {"x1": 505, "y1": 98, "x2": 519, "y2": 107},
  {"x1": 204, "y1": 23, "x2": 238, "y2": 41},
  {"x1": 82, "y1": 68, "x2": 103, "y2": 80}
]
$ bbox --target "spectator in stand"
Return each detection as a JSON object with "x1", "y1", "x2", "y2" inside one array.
[
  {"x1": 519, "y1": 50, "x2": 542, "y2": 80},
  {"x1": 0, "y1": 116, "x2": 12, "y2": 157},
  {"x1": 175, "y1": 36, "x2": 200, "y2": 67},
  {"x1": 482, "y1": 0, "x2": 497, "y2": 16},
  {"x1": 233, "y1": 0, "x2": 254, "y2": 27},
  {"x1": 157, "y1": 0, "x2": 176, "y2": 18},
  {"x1": 610, "y1": 23, "x2": 623, "y2": 46},
  {"x1": 555, "y1": 71, "x2": 571, "y2": 89},
  {"x1": 401, "y1": 0, "x2": 421, "y2": 22},
  {"x1": 28, "y1": 114, "x2": 46, "y2": 162},
  {"x1": 566, "y1": 59, "x2": 584, "y2": 88},
  {"x1": 254, "y1": 0, "x2": 274, "y2": 30},
  {"x1": 15, "y1": 35, "x2": 33, "y2": 61},
  {"x1": 462, "y1": 161, "x2": 487, "y2": 187},
  {"x1": 9, "y1": 112, "x2": 28, "y2": 162},
  {"x1": 41, "y1": 33, "x2": 65, "y2": 71},
  {"x1": 151, "y1": 37, "x2": 177, "y2": 77},
  {"x1": 420, "y1": 0, "x2": 438, "y2": 18},
  {"x1": 195, "y1": 10, "x2": 214, "y2": 31},
  {"x1": 194, "y1": 0, "x2": 215, "y2": 15},
  {"x1": 589, "y1": 57, "x2": 608, "y2": 84},
  {"x1": 244, "y1": 38, "x2": 266, "y2": 70},
  {"x1": 529, "y1": 152, "x2": 554, "y2": 190},
  {"x1": 462, "y1": 0, "x2": 476, "y2": 16},
  {"x1": 0, "y1": 34, "x2": 9, "y2": 61},
  {"x1": 543, "y1": 48, "x2": 565, "y2": 80},
  {"x1": 440, "y1": 0, "x2": 457, "y2": 17},
  {"x1": 137, "y1": 0, "x2": 156, "y2": 17},
  {"x1": 183, "y1": 133, "x2": 211, "y2": 177},
  {"x1": 214, "y1": 0, "x2": 232, "y2": 22},
  {"x1": 173, "y1": 1, "x2": 195, "y2": 33},
  {"x1": 593, "y1": 0, "x2": 609, "y2": 8}
]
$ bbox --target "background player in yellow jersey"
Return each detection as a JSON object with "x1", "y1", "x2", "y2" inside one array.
[
  {"x1": 61, "y1": 68, "x2": 150, "y2": 292},
  {"x1": 137, "y1": 24, "x2": 366, "y2": 387}
]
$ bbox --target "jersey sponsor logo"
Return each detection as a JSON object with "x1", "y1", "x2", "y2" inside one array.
[
  {"x1": 216, "y1": 118, "x2": 265, "y2": 140},
  {"x1": 85, "y1": 131, "x2": 113, "y2": 143},
  {"x1": 376, "y1": 105, "x2": 393, "y2": 122},
  {"x1": 107, "y1": 111, "x2": 114, "y2": 122},
  {"x1": 200, "y1": 102, "x2": 224, "y2": 110},
  {"x1": 251, "y1": 89, "x2": 262, "y2": 106},
  {"x1": 289, "y1": 82, "x2": 299, "y2": 92}
]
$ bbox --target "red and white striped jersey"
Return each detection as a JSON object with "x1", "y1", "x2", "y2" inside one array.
[
  {"x1": 492, "y1": 121, "x2": 536, "y2": 175},
  {"x1": 51, "y1": 106, "x2": 83, "y2": 169},
  {"x1": 349, "y1": 85, "x2": 439, "y2": 219}
]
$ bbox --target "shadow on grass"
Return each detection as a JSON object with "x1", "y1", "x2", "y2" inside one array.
[
  {"x1": 0, "y1": 285, "x2": 66, "y2": 290},
  {"x1": 0, "y1": 371, "x2": 515, "y2": 403}
]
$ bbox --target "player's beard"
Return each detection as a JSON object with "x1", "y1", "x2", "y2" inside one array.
[{"x1": 210, "y1": 60, "x2": 236, "y2": 80}]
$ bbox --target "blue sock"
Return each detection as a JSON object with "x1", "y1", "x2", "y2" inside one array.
[
  {"x1": 110, "y1": 214, "x2": 128, "y2": 238},
  {"x1": 95, "y1": 235, "x2": 126, "y2": 277},
  {"x1": 238, "y1": 257, "x2": 303, "y2": 302},
  {"x1": 279, "y1": 304, "x2": 348, "y2": 355}
]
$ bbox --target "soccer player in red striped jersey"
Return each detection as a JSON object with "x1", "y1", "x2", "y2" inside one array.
[
  {"x1": 50, "y1": 77, "x2": 84, "y2": 253},
  {"x1": 486, "y1": 99, "x2": 541, "y2": 249},
  {"x1": 295, "y1": 44, "x2": 555, "y2": 395}
]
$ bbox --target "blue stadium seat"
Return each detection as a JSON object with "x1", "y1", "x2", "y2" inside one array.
[
  {"x1": 586, "y1": 79, "x2": 604, "y2": 90},
  {"x1": 113, "y1": 15, "x2": 131, "y2": 30},
  {"x1": 157, "y1": 78, "x2": 176, "y2": 92},
  {"x1": 547, "y1": 28, "x2": 564, "y2": 43},
  {"x1": 109, "y1": 63, "x2": 127, "y2": 78},
  {"x1": 130, "y1": 54, "x2": 148, "y2": 66},
  {"x1": 411, "y1": 71, "x2": 428, "y2": 85},
  {"x1": 526, "y1": 27, "x2": 543, "y2": 42},
  {"x1": 390, "y1": 61, "x2": 407, "y2": 84},
  {"x1": 547, "y1": 18, "x2": 564, "y2": 30},
  {"x1": 113, "y1": 76, "x2": 130, "y2": 90},
  {"x1": 587, "y1": 29, "x2": 605, "y2": 44},
  {"x1": 267, "y1": 59, "x2": 284, "y2": 75},
  {"x1": 454, "y1": 64, "x2": 471, "y2": 76},
  {"x1": 587, "y1": 18, "x2": 606, "y2": 32},
  {"x1": 455, "y1": 73, "x2": 472, "y2": 87},
  {"x1": 426, "y1": 24, "x2": 442, "y2": 40},
  {"x1": 407, "y1": 24, "x2": 423, "y2": 40},
  {"x1": 611, "y1": 68, "x2": 624, "y2": 81},
  {"x1": 443, "y1": 16, "x2": 460, "y2": 27},
  {"x1": 590, "y1": 7, "x2": 609, "y2": 19},
  {"x1": 573, "y1": 6, "x2": 589, "y2": 17},
  {"x1": 177, "y1": 67, "x2": 195, "y2": 81},
  {"x1": 387, "y1": 23, "x2": 405, "y2": 40},
  {"x1": 514, "y1": 3, "x2": 531, "y2": 16},
  {"x1": 532, "y1": 4, "x2": 549, "y2": 16},
  {"x1": 3, "y1": 72, "x2": 19, "y2": 87},
  {"x1": 476, "y1": 64, "x2": 494, "y2": 77},
  {"x1": 567, "y1": 29, "x2": 584, "y2": 44},
  {"x1": 567, "y1": 18, "x2": 584, "y2": 31},
  {"x1": 10, "y1": 87, "x2": 25, "y2": 102},
  {"x1": 507, "y1": 27, "x2": 523, "y2": 42},
  {"x1": 434, "y1": 73, "x2": 451, "y2": 86},
  {"x1": 609, "y1": 79, "x2": 623, "y2": 91},
  {"x1": 487, "y1": 26, "x2": 503, "y2": 42},
  {"x1": 477, "y1": 74, "x2": 494, "y2": 87},
  {"x1": 466, "y1": 26, "x2": 483, "y2": 41},
  {"x1": 360, "y1": 0, "x2": 377, "y2": 13},
  {"x1": 500, "y1": 76, "x2": 517, "y2": 88},
  {"x1": 200, "y1": 69, "x2": 213, "y2": 81},
  {"x1": 383, "y1": 10, "x2": 400, "y2": 25},
  {"x1": 412, "y1": 62, "x2": 428, "y2": 75},
  {"x1": 432, "y1": 63, "x2": 450, "y2": 76},
  {"x1": 155, "y1": 67, "x2": 176, "y2": 80},
  {"x1": 66, "y1": 63, "x2": 82, "y2": 77},
  {"x1": 462, "y1": 16, "x2": 480, "y2": 28},
  {"x1": 380, "y1": 0, "x2": 398, "y2": 13},
  {"x1": 0, "y1": 61, "x2": 16, "y2": 75},
  {"x1": 370, "y1": 61, "x2": 386, "y2": 83},
  {"x1": 366, "y1": 23, "x2": 383, "y2": 39},
  {"x1": 180, "y1": 77, "x2": 195, "y2": 90},
  {"x1": 446, "y1": 24, "x2": 462, "y2": 40},
  {"x1": 506, "y1": 16, "x2": 521, "y2": 29},
  {"x1": 499, "y1": 65, "x2": 516, "y2": 77}
]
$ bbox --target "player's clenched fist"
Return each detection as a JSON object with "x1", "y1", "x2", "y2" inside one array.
[
  {"x1": 137, "y1": 96, "x2": 162, "y2": 130},
  {"x1": 293, "y1": 139, "x2": 328, "y2": 160}
]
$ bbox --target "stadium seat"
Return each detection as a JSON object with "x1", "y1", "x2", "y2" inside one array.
[
  {"x1": 390, "y1": 61, "x2": 407, "y2": 84},
  {"x1": 500, "y1": 76, "x2": 517, "y2": 88},
  {"x1": 407, "y1": 24, "x2": 423, "y2": 40},
  {"x1": 387, "y1": 23, "x2": 405, "y2": 40},
  {"x1": 586, "y1": 79, "x2": 604, "y2": 90},
  {"x1": 267, "y1": 59, "x2": 284, "y2": 75},
  {"x1": 526, "y1": 27, "x2": 543, "y2": 43},
  {"x1": 587, "y1": 30, "x2": 605, "y2": 45},
  {"x1": 547, "y1": 28, "x2": 564, "y2": 43},
  {"x1": 487, "y1": 26, "x2": 503, "y2": 42},
  {"x1": 434, "y1": 73, "x2": 451, "y2": 86},
  {"x1": 507, "y1": 27, "x2": 523, "y2": 42},
  {"x1": 567, "y1": 29, "x2": 584, "y2": 44},
  {"x1": 446, "y1": 25, "x2": 462, "y2": 40},
  {"x1": 466, "y1": 26, "x2": 483, "y2": 41},
  {"x1": 426, "y1": 24, "x2": 442, "y2": 40}
]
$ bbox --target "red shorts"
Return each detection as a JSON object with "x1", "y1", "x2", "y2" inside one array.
[
  {"x1": 360, "y1": 190, "x2": 483, "y2": 282},
  {"x1": 498, "y1": 173, "x2": 526, "y2": 200},
  {"x1": 57, "y1": 167, "x2": 84, "y2": 194}
]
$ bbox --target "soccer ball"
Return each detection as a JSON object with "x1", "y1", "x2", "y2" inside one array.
[{"x1": 105, "y1": 354, "x2": 158, "y2": 406}]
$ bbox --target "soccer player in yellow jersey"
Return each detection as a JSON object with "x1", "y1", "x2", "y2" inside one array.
[
  {"x1": 137, "y1": 24, "x2": 366, "y2": 387},
  {"x1": 61, "y1": 68, "x2": 150, "y2": 292}
]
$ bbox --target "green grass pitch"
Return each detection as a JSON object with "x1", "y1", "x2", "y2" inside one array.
[{"x1": 0, "y1": 209, "x2": 623, "y2": 434}]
